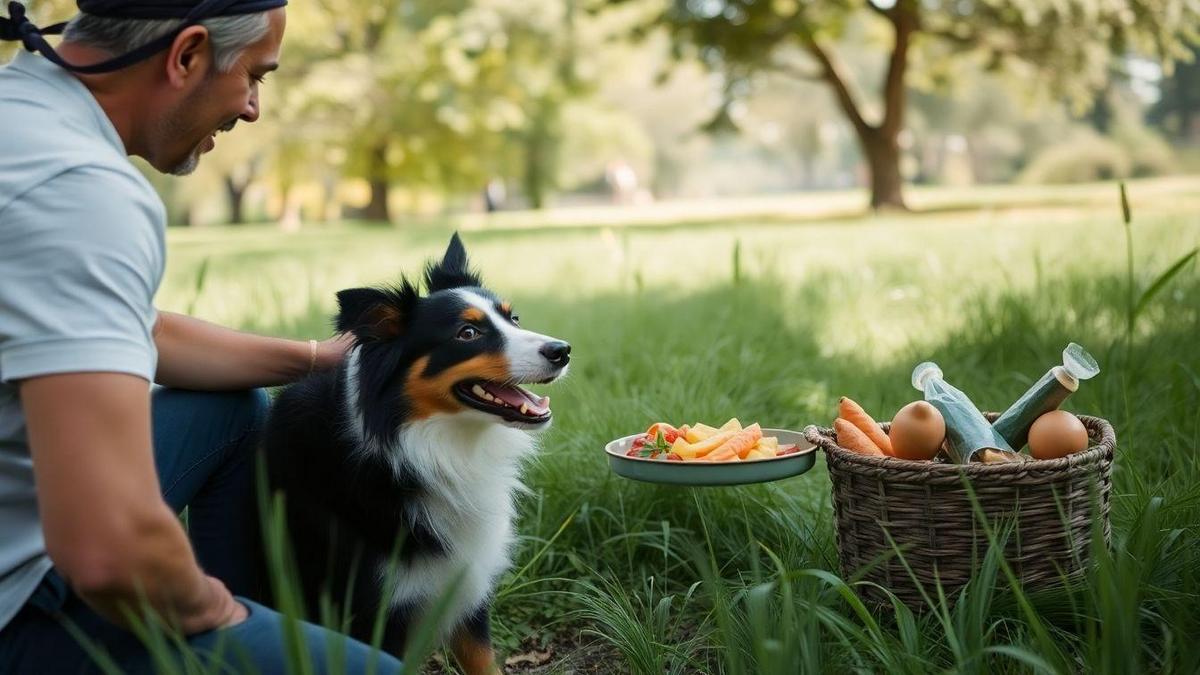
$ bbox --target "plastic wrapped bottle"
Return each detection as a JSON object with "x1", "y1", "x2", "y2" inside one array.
[
  {"x1": 992, "y1": 343, "x2": 1100, "y2": 450},
  {"x1": 912, "y1": 362, "x2": 1015, "y2": 463}
]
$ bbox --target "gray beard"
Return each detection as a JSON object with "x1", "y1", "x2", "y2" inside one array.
[{"x1": 168, "y1": 149, "x2": 200, "y2": 176}]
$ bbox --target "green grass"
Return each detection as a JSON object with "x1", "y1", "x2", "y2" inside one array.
[{"x1": 145, "y1": 179, "x2": 1200, "y2": 673}]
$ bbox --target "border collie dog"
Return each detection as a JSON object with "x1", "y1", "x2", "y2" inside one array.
[{"x1": 262, "y1": 234, "x2": 569, "y2": 674}]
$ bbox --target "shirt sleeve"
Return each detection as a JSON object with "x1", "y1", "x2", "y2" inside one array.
[{"x1": 0, "y1": 165, "x2": 164, "y2": 383}]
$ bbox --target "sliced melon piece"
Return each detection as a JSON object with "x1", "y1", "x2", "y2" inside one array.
[{"x1": 685, "y1": 423, "x2": 720, "y2": 443}]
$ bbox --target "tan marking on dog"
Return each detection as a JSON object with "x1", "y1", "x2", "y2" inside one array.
[
  {"x1": 461, "y1": 307, "x2": 485, "y2": 322},
  {"x1": 363, "y1": 303, "x2": 404, "y2": 340},
  {"x1": 499, "y1": 301, "x2": 511, "y2": 315},
  {"x1": 450, "y1": 628, "x2": 502, "y2": 675},
  {"x1": 404, "y1": 354, "x2": 510, "y2": 420}
]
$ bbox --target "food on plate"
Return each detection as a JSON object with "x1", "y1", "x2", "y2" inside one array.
[
  {"x1": 888, "y1": 401, "x2": 946, "y2": 461},
  {"x1": 625, "y1": 418, "x2": 798, "y2": 462}
]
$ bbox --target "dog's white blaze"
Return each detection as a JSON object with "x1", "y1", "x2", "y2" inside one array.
[
  {"x1": 341, "y1": 347, "x2": 367, "y2": 444},
  {"x1": 383, "y1": 413, "x2": 536, "y2": 631},
  {"x1": 458, "y1": 290, "x2": 569, "y2": 383}
]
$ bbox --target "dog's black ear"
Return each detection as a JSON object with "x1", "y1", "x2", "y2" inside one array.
[
  {"x1": 335, "y1": 281, "x2": 419, "y2": 342},
  {"x1": 425, "y1": 232, "x2": 482, "y2": 293}
]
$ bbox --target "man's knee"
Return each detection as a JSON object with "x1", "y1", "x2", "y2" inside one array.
[
  {"x1": 191, "y1": 599, "x2": 404, "y2": 674},
  {"x1": 207, "y1": 387, "x2": 271, "y2": 439},
  {"x1": 237, "y1": 387, "x2": 272, "y2": 433},
  {"x1": 152, "y1": 386, "x2": 271, "y2": 450}
]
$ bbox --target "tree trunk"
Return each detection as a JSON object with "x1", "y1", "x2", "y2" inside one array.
[
  {"x1": 802, "y1": 1, "x2": 913, "y2": 211},
  {"x1": 362, "y1": 143, "x2": 391, "y2": 223},
  {"x1": 223, "y1": 175, "x2": 247, "y2": 225},
  {"x1": 524, "y1": 111, "x2": 549, "y2": 210},
  {"x1": 861, "y1": 128, "x2": 906, "y2": 211}
]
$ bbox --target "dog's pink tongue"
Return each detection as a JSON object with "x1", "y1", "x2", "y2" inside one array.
[{"x1": 485, "y1": 384, "x2": 550, "y2": 415}]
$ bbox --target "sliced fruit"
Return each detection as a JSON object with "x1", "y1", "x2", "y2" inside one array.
[
  {"x1": 709, "y1": 423, "x2": 763, "y2": 460},
  {"x1": 685, "y1": 430, "x2": 737, "y2": 457},
  {"x1": 645, "y1": 423, "x2": 682, "y2": 443},
  {"x1": 719, "y1": 418, "x2": 743, "y2": 433},
  {"x1": 685, "y1": 423, "x2": 720, "y2": 443},
  {"x1": 669, "y1": 437, "x2": 697, "y2": 459},
  {"x1": 706, "y1": 446, "x2": 738, "y2": 462}
]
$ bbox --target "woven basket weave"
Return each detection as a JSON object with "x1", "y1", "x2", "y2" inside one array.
[{"x1": 803, "y1": 413, "x2": 1115, "y2": 608}]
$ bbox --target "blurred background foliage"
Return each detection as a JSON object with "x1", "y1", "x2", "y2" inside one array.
[{"x1": 6, "y1": 0, "x2": 1199, "y2": 223}]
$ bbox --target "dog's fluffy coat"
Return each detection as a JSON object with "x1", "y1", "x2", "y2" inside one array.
[{"x1": 260, "y1": 234, "x2": 568, "y2": 673}]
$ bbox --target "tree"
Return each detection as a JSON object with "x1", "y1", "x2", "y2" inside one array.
[
  {"x1": 622, "y1": 0, "x2": 1200, "y2": 210},
  {"x1": 1149, "y1": 44, "x2": 1200, "y2": 143}
]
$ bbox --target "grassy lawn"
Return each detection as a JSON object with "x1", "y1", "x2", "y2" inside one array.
[{"x1": 159, "y1": 179, "x2": 1200, "y2": 673}]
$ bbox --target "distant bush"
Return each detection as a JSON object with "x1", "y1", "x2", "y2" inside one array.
[
  {"x1": 1020, "y1": 124, "x2": 1177, "y2": 184},
  {"x1": 1019, "y1": 131, "x2": 1131, "y2": 183},
  {"x1": 1112, "y1": 121, "x2": 1177, "y2": 177}
]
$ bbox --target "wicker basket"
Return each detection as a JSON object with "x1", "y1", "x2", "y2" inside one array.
[{"x1": 803, "y1": 413, "x2": 1115, "y2": 608}]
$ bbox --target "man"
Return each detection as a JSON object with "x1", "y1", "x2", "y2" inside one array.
[{"x1": 0, "y1": 1, "x2": 403, "y2": 672}]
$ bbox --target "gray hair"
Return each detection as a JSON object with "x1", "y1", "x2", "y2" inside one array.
[{"x1": 63, "y1": 12, "x2": 269, "y2": 73}]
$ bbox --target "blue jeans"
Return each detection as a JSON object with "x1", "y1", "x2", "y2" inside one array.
[{"x1": 0, "y1": 388, "x2": 402, "y2": 674}]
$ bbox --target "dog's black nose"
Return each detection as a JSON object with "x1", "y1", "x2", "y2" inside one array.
[{"x1": 539, "y1": 341, "x2": 571, "y2": 366}]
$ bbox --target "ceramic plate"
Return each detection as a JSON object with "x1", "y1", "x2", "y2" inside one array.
[{"x1": 605, "y1": 428, "x2": 817, "y2": 486}]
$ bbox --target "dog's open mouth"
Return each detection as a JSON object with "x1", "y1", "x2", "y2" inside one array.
[{"x1": 454, "y1": 380, "x2": 552, "y2": 424}]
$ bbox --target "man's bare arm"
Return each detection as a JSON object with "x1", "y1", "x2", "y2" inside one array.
[
  {"x1": 153, "y1": 310, "x2": 351, "y2": 390},
  {"x1": 21, "y1": 372, "x2": 245, "y2": 633}
]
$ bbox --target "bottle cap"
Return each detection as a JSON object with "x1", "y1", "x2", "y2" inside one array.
[
  {"x1": 1062, "y1": 343, "x2": 1100, "y2": 381},
  {"x1": 911, "y1": 362, "x2": 943, "y2": 391}
]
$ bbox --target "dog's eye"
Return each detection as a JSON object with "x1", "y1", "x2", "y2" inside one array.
[
  {"x1": 510, "y1": 314, "x2": 520, "y2": 325},
  {"x1": 457, "y1": 325, "x2": 482, "y2": 341}
]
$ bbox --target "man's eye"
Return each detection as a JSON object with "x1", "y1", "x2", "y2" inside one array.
[
  {"x1": 457, "y1": 325, "x2": 481, "y2": 341},
  {"x1": 252, "y1": 74, "x2": 267, "y2": 84}
]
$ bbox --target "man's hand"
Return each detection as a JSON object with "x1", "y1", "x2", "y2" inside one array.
[
  {"x1": 185, "y1": 576, "x2": 248, "y2": 634},
  {"x1": 313, "y1": 332, "x2": 356, "y2": 372},
  {"x1": 21, "y1": 372, "x2": 240, "y2": 635}
]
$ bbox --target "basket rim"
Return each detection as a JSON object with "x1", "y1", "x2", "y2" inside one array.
[{"x1": 802, "y1": 412, "x2": 1115, "y2": 475}]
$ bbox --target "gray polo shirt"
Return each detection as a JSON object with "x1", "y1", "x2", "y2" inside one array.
[{"x1": 0, "y1": 51, "x2": 165, "y2": 630}]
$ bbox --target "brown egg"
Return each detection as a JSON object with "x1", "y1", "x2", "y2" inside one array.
[
  {"x1": 889, "y1": 401, "x2": 946, "y2": 460},
  {"x1": 1028, "y1": 410, "x2": 1089, "y2": 459}
]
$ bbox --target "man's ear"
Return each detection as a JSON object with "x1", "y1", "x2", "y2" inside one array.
[
  {"x1": 425, "y1": 232, "x2": 482, "y2": 293},
  {"x1": 335, "y1": 282, "x2": 418, "y2": 342},
  {"x1": 164, "y1": 25, "x2": 212, "y2": 88}
]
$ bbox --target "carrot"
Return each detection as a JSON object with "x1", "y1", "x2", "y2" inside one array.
[
  {"x1": 834, "y1": 418, "x2": 886, "y2": 456},
  {"x1": 707, "y1": 423, "x2": 763, "y2": 461},
  {"x1": 838, "y1": 397, "x2": 893, "y2": 456}
]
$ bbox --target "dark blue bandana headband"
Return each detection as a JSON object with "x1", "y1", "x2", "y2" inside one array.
[{"x1": 1, "y1": 0, "x2": 286, "y2": 73}]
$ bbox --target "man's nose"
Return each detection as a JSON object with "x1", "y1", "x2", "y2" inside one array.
[{"x1": 241, "y1": 92, "x2": 260, "y2": 123}]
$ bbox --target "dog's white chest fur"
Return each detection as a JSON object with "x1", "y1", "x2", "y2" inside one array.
[{"x1": 380, "y1": 413, "x2": 535, "y2": 626}]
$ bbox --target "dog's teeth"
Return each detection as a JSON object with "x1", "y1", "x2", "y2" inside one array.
[
  {"x1": 520, "y1": 403, "x2": 529, "y2": 415},
  {"x1": 540, "y1": 395, "x2": 550, "y2": 407},
  {"x1": 472, "y1": 384, "x2": 487, "y2": 398}
]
